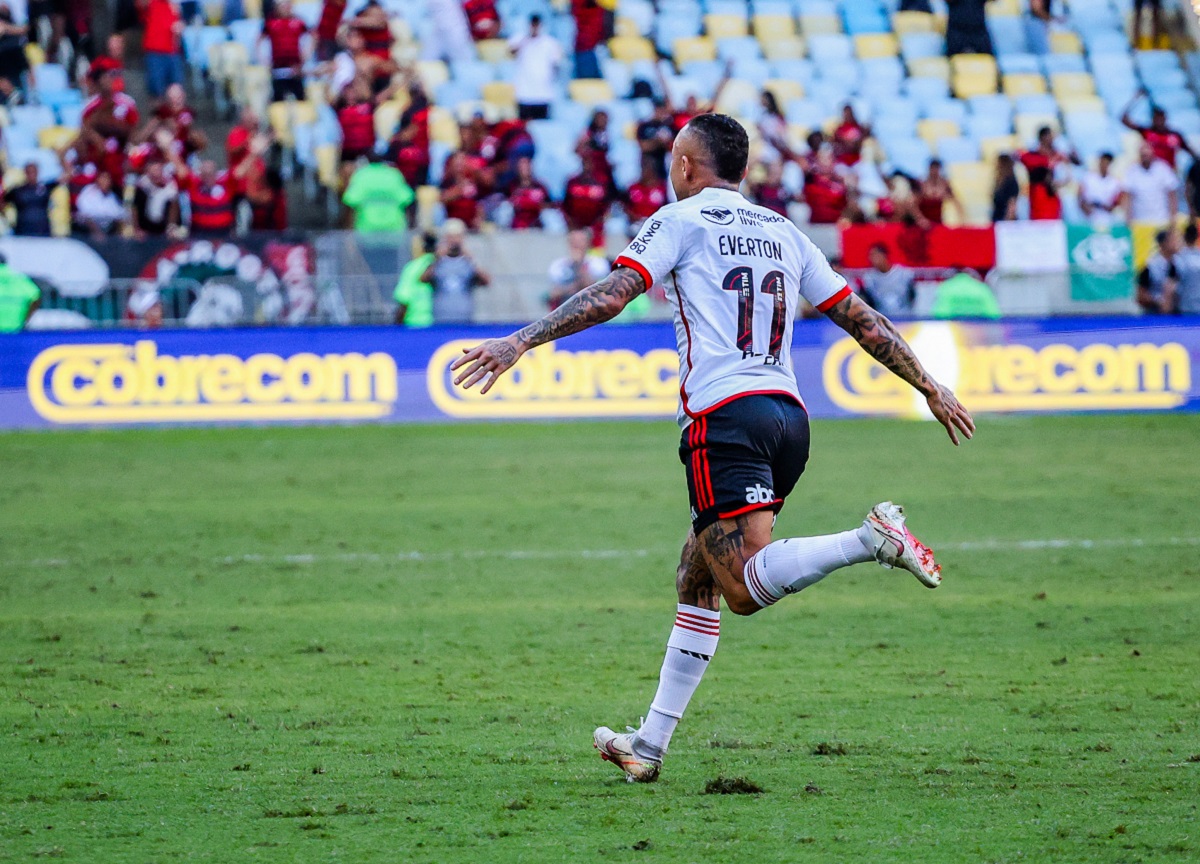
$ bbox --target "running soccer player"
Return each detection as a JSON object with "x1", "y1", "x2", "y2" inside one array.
[{"x1": 451, "y1": 113, "x2": 975, "y2": 783}]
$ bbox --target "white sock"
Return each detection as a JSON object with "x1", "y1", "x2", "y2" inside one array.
[
  {"x1": 743, "y1": 526, "x2": 875, "y2": 608},
  {"x1": 635, "y1": 604, "x2": 719, "y2": 757}
]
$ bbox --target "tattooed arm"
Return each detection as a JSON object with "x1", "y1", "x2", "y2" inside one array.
[
  {"x1": 824, "y1": 292, "x2": 976, "y2": 445},
  {"x1": 451, "y1": 266, "x2": 647, "y2": 393}
]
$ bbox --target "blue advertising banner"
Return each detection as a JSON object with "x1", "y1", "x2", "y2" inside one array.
[{"x1": 1, "y1": 317, "x2": 1198, "y2": 430}]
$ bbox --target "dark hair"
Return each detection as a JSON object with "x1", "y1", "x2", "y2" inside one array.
[
  {"x1": 1154, "y1": 228, "x2": 1169, "y2": 245},
  {"x1": 928, "y1": 158, "x2": 943, "y2": 170},
  {"x1": 530, "y1": 13, "x2": 541, "y2": 25},
  {"x1": 1098, "y1": 151, "x2": 1114, "y2": 161},
  {"x1": 422, "y1": 232, "x2": 437, "y2": 254},
  {"x1": 1037, "y1": 125, "x2": 1053, "y2": 139},
  {"x1": 869, "y1": 242, "x2": 889, "y2": 256},
  {"x1": 1186, "y1": 221, "x2": 1199, "y2": 246},
  {"x1": 685, "y1": 113, "x2": 749, "y2": 183},
  {"x1": 1151, "y1": 105, "x2": 1166, "y2": 117},
  {"x1": 761, "y1": 90, "x2": 782, "y2": 118}
]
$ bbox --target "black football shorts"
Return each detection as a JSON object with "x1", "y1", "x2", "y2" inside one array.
[{"x1": 679, "y1": 393, "x2": 810, "y2": 534}]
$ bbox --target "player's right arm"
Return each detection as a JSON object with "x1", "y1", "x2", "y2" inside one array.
[
  {"x1": 824, "y1": 292, "x2": 976, "y2": 445},
  {"x1": 450, "y1": 266, "x2": 647, "y2": 393}
]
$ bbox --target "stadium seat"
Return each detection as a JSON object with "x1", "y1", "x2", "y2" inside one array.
[
  {"x1": 761, "y1": 36, "x2": 806, "y2": 60},
  {"x1": 923, "y1": 98, "x2": 967, "y2": 126},
  {"x1": 808, "y1": 33, "x2": 853, "y2": 62},
  {"x1": 884, "y1": 137, "x2": 932, "y2": 176},
  {"x1": 763, "y1": 78, "x2": 805, "y2": 105},
  {"x1": 978, "y1": 134, "x2": 1019, "y2": 164},
  {"x1": 948, "y1": 161, "x2": 992, "y2": 224},
  {"x1": 673, "y1": 36, "x2": 718, "y2": 64},
  {"x1": 907, "y1": 55, "x2": 949, "y2": 81},
  {"x1": 966, "y1": 111, "x2": 1014, "y2": 141},
  {"x1": 986, "y1": 0, "x2": 1021, "y2": 16},
  {"x1": 1050, "y1": 30, "x2": 1082, "y2": 54},
  {"x1": 36, "y1": 125, "x2": 75, "y2": 151},
  {"x1": 24, "y1": 42, "x2": 44, "y2": 67},
  {"x1": 752, "y1": 14, "x2": 796, "y2": 39},
  {"x1": 373, "y1": 100, "x2": 404, "y2": 143},
  {"x1": 1014, "y1": 112, "x2": 1059, "y2": 144},
  {"x1": 1040, "y1": 53, "x2": 1087, "y2": 75},
  {"x1": 717, "y1": 37, "x2": 763, "y2": 62},
  {"x1": 1050, "y1": 71, "x2": 1095, "y2": 100},
  {"x1": 1001, "y1": 73, "x2": 1046, "y2": 97},
  {"x1": 917, "y1": 118, "x2": 961, "y2": 146},
  {"x1": 854, "y1": 33, "x2": 898, "y2": 58},
  {"x1": 1058, "y1": 94, "x2": 1105, "y2": 116},
  {"x1": 715, "y1": 78, "x2": 759, "y2": 115},
  {"x1": 891, "y1": 10, "x2": 936, "y2": 36},
  {"x1": 798, "y1": 14, "x2": 841, "y2": 37},
  {"x1": 475, "y1": 39, "x2": 511, "y2": 64},
  {"x1": 987, "y1": 15, "x2": 1028, "y2": 56},
  {"x1": 608, "y1": 36, "x2": 656, "y2": 62},
  {"x1": 416, "y1": 60, "x2": 450, "y2": 93},
  {"x1": 482, "y1": 81, "x2": 518, "y2": 113},
  {"x1": 998, "y1": 53, "x2": 1040, "y2": 76},
  {"x1": 1013, "y1": 94, "x2": 1059, "y2": 116},
  {"x1": 905, "y1": 75, "x2": 950, "y2": 107},
  {"x1": 9, "y1": 104, "x2": 55, "y2": 131},
  {"x1": 614, "y1": 16, "x2": 642, "y2": 37},
  {"x1": 785, "y1": 97, "x2": 826, "y2": 130},
  {"x1": 567, "y1": 79, "x2": 615, "y2": 106},
  {"x1": 705, "y1": 13, "x2": 748, "y2": 38},
  {"x1": 428, "y1": 106, "x2": 461, "y2": 147},
  {"x1": 770, "y1": 59, "x2": 814, "y2": 86},
  {"x1": 900, "y1": 32, "x2": 944, "y2": 62},
  {"x1": 936, "y1": 135, "x2": 980, "y2": 164}
]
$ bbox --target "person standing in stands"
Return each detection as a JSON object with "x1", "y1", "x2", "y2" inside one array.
[
  {"x1": 624, "y1": 155, "x2": 669, "y2": 235},
  {"x1": 916, "y1": 159, "x2": 964, "y2": 225},
  {"x1": 463, "y1": 0, "x2": 501, "y2": 41},
  {"x1": 1121, "y1": 95, "x2": 1195, "y2": 170},
  {"x1": 1168, "y1": 222, "x2": 1200, "y2": 314},
  {"x1": 1137, "y1": 227, "x2": 1180, "y2": 314},
  {"x1": 0, "y1": 253, "x2": 39, "y2": 332},
  {"x1": 571, "y1": 0, "x2": 606, "y2": 79},
  {"x1": 0, "y1": 5, "x2": 31, "y2": 106},
  {"x1": 261, "y1": 0, "x2": 309, "y2": 102},
  {"x1": 506, "y1": 156, "x2": 551, "y2": 229},
  {"x1": 350, "y1": 0, "x2": 393, "y2": 60},
  {"x1": 177, "y1": 159, "x2": 237, "y2": 236},
  {"x1": 80, "y1": 57, "x2": 140, "y2": 189},
  {"x1": 343, "y1": 151, "x2": 414, "y2": 232},
  {"x1": 314, "y1": 0, "x2": 346, "y2": 61},
  {"x1": 4, "y1": 162, "x2": 58, "y2": 237},
  {"x1": 423, "y1": 218, "x2": 490, "y2": 324},
  {"x1": 139, "y1": 0, "x2": 184, "y2": 98},
  {"x1": 991, "y1": 153, "x2": 1020, "y2": 222},
  {"x1": 945, "y1": 0, "x2": 994, "y2": 57},
  {"x1": 510, "y1": 15, "x2": 563, "y2": 121},
  {"x1": 394, "y1": 232, "x2": 437, "y2": 327},
  {"x1": 391, "y1": 80, "x2": 431, "y2": 188},
  {"x1": 1123, "y1": 142, "x2": 1179, "y2": 228},
  {"x1": 335, "y1": 76, "x2": 398, "y2": 188},
  {"x1": 1018, "y1": 126, "x2": 1077, "y2": 221},
  {"x1": 562, "y1": 151, "x2": 613, "y2": 247},
  {"x1": 1077, "y1": 152, "x2": 1124, "y2": 229}
]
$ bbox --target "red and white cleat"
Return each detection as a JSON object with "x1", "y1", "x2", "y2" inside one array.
[
  {"x1": 864, "y1": 501, "x2": 942, "y2": 588},
  {"x1": 593, "y1": 726, "x2": 661, "y2": 783}
]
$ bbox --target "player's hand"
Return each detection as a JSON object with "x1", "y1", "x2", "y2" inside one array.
[
  {"x1": 451, "y1": 335, "x2": 525, "y2": 394},
  {"x1": 926, "y1": 384, "x2": 975, "y2": 446}
]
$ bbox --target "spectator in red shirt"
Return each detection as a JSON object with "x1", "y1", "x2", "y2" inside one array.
[
  {"x1": 577, "y1": 109, "x2": 614, "y2": 192},
  {"x1": 505, "y1": 156, "x2": 550, "y2": 229},
  {"x1": 803, "y1": 147, "x2": 851, "y2": 224},
  {"x1": 226, "y1": 107, "x2": 261, "y2": 185},
  {"x1": 1122, "y1": 94, "x2": 1195, "y2": 169},
  {"x1": 315, "y1": 0, "x2": 346, "y2": 61},
  {"x1": 562, "y1": 152, "x2": 612, "y2": 247},
  {"x1": 390, "y1": 81, "x2": 431, "y2": 187},
  {"x1": 179, "y1": 159, "x2": 237, "y2": 235},
  {"x1": 916, "y1": 159, "x2": 964, "y2": 225},
  {"x1": 336, "y1": 77, "x2": 397, "y2": 186},
  {"x1": 261, "y1": 0, "x2": 309, "y2": 102},
  {"x1": 440, "y1": 151, "x2": 483, "y2": 230},
  {"x1": 137, "y1": 83, "x2": 207, "y2": 156},
  {"x1": 748, "y1": 159, "x2": 794, "y2": 218},
  {"x1": 832, "y1": 104, "x2": 870, "y2": 167},
  {"x1": 463, "y1": 0, "x2": 501, "y2": 40},
  {"x1": 1018, "y1": 126, "x2": 1077, "y2": 220},
  {"x1": 570, "y1": 0, "x2": 606, "y2": 79},
  {"x1": 350, "y1": 1, "x2": 393, "y2": 59},
  {"x1": 623, "y1": 155, "x2": 667, "y2": 235},
  {"x1": 80, "y1": 59, "x2": 140, "y2": 187},
  {"x1": 138, "y1": 0, "x2": 184, "y2": 98}
]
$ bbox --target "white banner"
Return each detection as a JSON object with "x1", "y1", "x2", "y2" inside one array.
[{"x1": 994, "y1": 220, "x2": 1068, "y2": 275}]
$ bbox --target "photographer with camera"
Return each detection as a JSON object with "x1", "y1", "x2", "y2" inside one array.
[{"x1": 420, "y1": 218, "x2": 490, "y2": 324}]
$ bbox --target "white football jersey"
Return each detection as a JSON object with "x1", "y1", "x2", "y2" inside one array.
[{"x1": 614, "y1": 187, "x2": 850, "y2": 427}]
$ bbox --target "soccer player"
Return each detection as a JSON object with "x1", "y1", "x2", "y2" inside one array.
[{"x1": 451, "y1": 114, "x2": 975, "y2": 783}]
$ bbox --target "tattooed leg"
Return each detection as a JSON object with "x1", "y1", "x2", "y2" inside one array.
[
  {"x1": 676, "y1": 530, "x2": 719, "y2": 612},
  {"x1": 695, "y1": 511, "x2": 776, "y2": 616}
]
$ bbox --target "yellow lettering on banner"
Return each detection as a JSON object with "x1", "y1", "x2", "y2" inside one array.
[
  {"x1": 25, "y1": 341, "x2": 398, "y2": 424},
  {"x1": 823, "y1": 325, "x2": 1193, "y2": 415},
  {"x1": 426, "y1": 339, "x2": 680, "y2": 418}
]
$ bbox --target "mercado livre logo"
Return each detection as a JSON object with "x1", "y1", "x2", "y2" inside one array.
[
  {"x1": 427, "y1": 340, "x2": 679, "y2": 418},
  {"x1": 823, "y1": 322, "x2": 1192, "y2": 416},
  {"x1": 27, "y1": 340, "x2": 398, "y2": 424}
]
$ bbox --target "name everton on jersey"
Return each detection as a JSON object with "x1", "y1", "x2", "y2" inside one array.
[{"x1": 717, "y1": 235, "x2": 783, "y2": 261}]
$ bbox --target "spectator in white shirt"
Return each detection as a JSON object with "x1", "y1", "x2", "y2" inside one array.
[
  {"x1": 1078, "y1": 152, "x2": 1123, "y2": 229},
  {"x1": 75, "y1": 171, "x2": 130, "y2": 238},
  {"x1": 1123, "y1": 143, "x2": 1179, "y2": 226},
  {"x1": 509, "y1": 15, "x2": 563, "y2": 121}
]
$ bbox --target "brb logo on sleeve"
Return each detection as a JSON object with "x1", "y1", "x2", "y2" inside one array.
[{"x1": 700, "y1": 206, "x2": 735, "y2": 225}]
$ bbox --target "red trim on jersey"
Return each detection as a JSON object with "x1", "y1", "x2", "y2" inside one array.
[
  {"x1": 718, "y1": 499, "x2": 784, "y2": 520},
  {"x1": 613, "y1": 255, "x2": 652, "y2": 291},
  {"x1": 672, "y1": 272, "x2": 696, "y2": 414},
  {"x1": 815, "y1": 284, "x2": 851, "y2": 312},
  {"x1": 691, "y1": 389, "x2": 805, "y2": 419}
]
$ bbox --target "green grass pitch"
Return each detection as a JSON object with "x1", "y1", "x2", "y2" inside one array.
[{"x1": 1, "y1": 415, "x2": 1198, "y2": 863}]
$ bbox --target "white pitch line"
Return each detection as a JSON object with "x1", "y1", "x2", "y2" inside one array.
[{"x1": 5, "y1": 538, "x2": 1198, "y2": 570}]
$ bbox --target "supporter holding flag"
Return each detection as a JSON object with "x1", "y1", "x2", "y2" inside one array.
[
  {"x1": 1122, "y1": 94, "x2": 1195, "y2": 170},
  {"x1": 260, "y1": 0, "x2": 309, "y2": 102},
  {"x1": 506, "y1": 156, "x2": 551, "y2": 229},
  {"x1": 562, "y1": 151, "x2": 614, "y2": 247}
]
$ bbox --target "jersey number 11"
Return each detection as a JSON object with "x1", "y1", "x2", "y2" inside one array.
[{"x1": 722, "y1": 266, "x2": 786, "y2": 364}]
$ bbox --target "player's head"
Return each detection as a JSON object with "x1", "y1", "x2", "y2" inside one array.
[{"x1": 670, "y1": 113, "x2": 748, "y2": 200}]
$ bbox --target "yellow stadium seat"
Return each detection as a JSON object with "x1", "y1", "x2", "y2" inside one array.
[
  {"x1": 203, "y1": 0, "x2": 223, "y2": 23},
  {"x1": 24, "y1": 42, "x2": 44, "y2": 67},
  {"x1": 614, "y1": 16, "x2": 641, "y2": 37},
  {"x1": 234, "y1": 64, "x2": 270, "y2": 114},
  {"x1": 1058, "y1": 94, "x2": 1106, "y2": 115},
  {"x1": 388, "y1": 18, "x2": 413, "y2": 43},
  {"x1": 567, "y1": 78, "x2": 614, "y2": 105},
  {"x1": 673, "y1": 36, "x2": 717, "y2": 64},
  {"x1": 704, "y1": 14, "x2": 748, "y2": 38},
  {"x1": 37, "y1": 126, "x2": 75, "y2": 150},
  {"x1": 1050, "y1": 30, "x2": 1082, "y2": 54},
  {"x1": 986, "y1": 0, "x2": 1021, "y2": 15},
  {"x1": 951, "y1": 53, "x2": 997, "y2": 78},
  {"x1": 373, "y1": 100, "x2": 404, "y2": 143},
  {"x1": 416, "y1": 60, "x2": 449, "y2": 92},
  {"x1": 475, "y1": 38, "x2": 511, "y2": 64},
  {"x1": 715, "y1": 78, "x2": 758, "y2": 115},
  {"x1": 908, "y1": 55, "x2": 950, "y2": 81},
  {"x1": 918, "y1": 118, "x2": 961, "y2": 147},
  {"x1": 482, "y1": 80, "x2": 517, "y2": 112},
  {"x1": 315, "y1": 142, "x2": 339, "y2": 189},
  {"x1": 1050, "y1": 71, "x2": 1095, "y2": 99},
  {"x1": 50, "y1": 184, "x2": 70, "y2": 236},
  {"x1": 979, "y1": 134, "x2": 1019, "y2": 164},
  {"x1": 305, "y1": 80, "x2": 328, "y2": 105},
  {"x1": 953, "y1": 70, "x2": 998, "y2": 98},
  {"x1": 608, "y1": 35, "x2": 656, "y2": 63},
  {"x1": 243, "y1": 0, "x2": 262, "y2": 17},
  {"x1": 763, "y1": 78, "x2": 804, "y2": 105},
  {"x1": 209, "y1": 41, "x2": 248, "y2": 83},
  {"x1": 948, "y1": 162, "x2": 993, "y2": 225},
  {"x1": 761, "y1": 36, "x2": 806, "y2": 61},
  {"x1": 1002, "y1": 73, "x2": 1047, "y2": 97},
  {"x1": 892, "y1": 10, "x2": 936, "y2": 35},
  {"x1": 854, "y1": 33, "x2": 898, "y2": 58},
  {"x1": 798, "y1": 14, "x2": 841, "y2": 36},
  {"x1": 753, "y1": 14, "x2": 795, "y2": 39},
  {"x1": 429, "y1": 106, "x2": 461, "y2": 147},
  {"x1": 415, "y1": 184, "x2": 441, "y2": 231},
  {"x1": 1014, "y1": 113, "x2": 1059, "y2": 144}
]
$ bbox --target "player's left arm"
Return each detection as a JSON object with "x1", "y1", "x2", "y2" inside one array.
[
  {"x1": 451, "y1": 266, "x2": 647, "y2": 393},
  {"x1": 824, "y1": 292, "x2": 975, "y2": 445}
]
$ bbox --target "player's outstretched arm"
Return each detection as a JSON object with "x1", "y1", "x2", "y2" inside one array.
[
  {"x1": 824, "y1": 293, "x2": 976, "y2": 445},
  {"x1": 451, "y1": 266, "x2": 647, "y2": 393}
]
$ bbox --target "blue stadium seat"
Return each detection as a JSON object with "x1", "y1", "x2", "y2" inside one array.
[
  {"x1": 859, "y1": 75, "x2": 903, "y2": 102},
  {"x1": 936, "y1": 136, "x2": 980, "y2": 165},
  {"x1": 1143, "y1": 68, "x2": 1187, "y2": 94},
  {"x1": 9, "y1": 105, "x2": 55, "y2": 131},
  {"x1": 785, "y1": 97, "x2": 827, "y2": 129},
  {"x1": 843, "y1": 7, "x2": 890, "y2": 35},
  {"x1": 923, "y1": 98, "x2": 967, "y2": 126},
  {"x1": 33, "y1": 63, "x2": 70, "y2": 94},
  {"x1": 1080, "y1": 29, "x2": 1128, "y2": 56},
  {"x1": 871, "y1": 94, "x2": 919, "y2": 120},
  {"x1": 56, "y1": 102, "x2": 84, "y2": 127},
  {"x1": 729, "y1": 56, "x2": 771, "y2": 86},
  {"x1": 809, "y1": 33, "x2": 854, "y2": 63},
  {"x1": 967, "y1": 93, "x2": 1013, "y2": 121},
  {"x1": 900, "y1": 32, "x2": 943, "y2": 62},
  {"x1": 807, "y1": 78, "x2": 855, "y2": 111},
  {"x1": 884, "y1": 137, "x2": 932, "y2": 176},
  {"x1": 964, "y1": 111, "x2": 1013, "y2": 140},
  {"x1": 904, "y1": 76, "x2": 950, "y2": 109},
  {"x1": 1151, "y1": 89, "x2": 1199, "y2": 114},
  {"x1": 988, "y1": 16, "x2": 1028, "y2": 55},
  {"x1": 769, "y1": 59, "x2": 814, "y2": 85},
  {"x1": 873, "y1": 114, "x2": 917, "y2": 142},
  {"x1": 1169, "y1": 109, "x2": 1200, "y2": 136},
  {"x1": 452, "y1": 60, "x2": 497, "y2": 90},
  {"x1": 1040, "y1": 54, "x2": 1087, "y2": 75},
  {"x1": 859, "y1": 56, "x2": 905, "y2": 82},
  {"x1": 813, "y1": 57, "x2": 861, "y2": 86},
  {"x1": 2, "y1": 124, "x2": 39, "y2": 153},
  {"x1": 682, "y1": 59, "x2": 727, "y2": 93},
  {"x1": 998, "y1": 53, "x2": 1040, "y2": 76},
  {"x1": 229, "y1": 18, "x2": 261, "y2": 55},
  {"x1": 1014, "y1": 94, "x2": 1059, "y2": 116}
]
